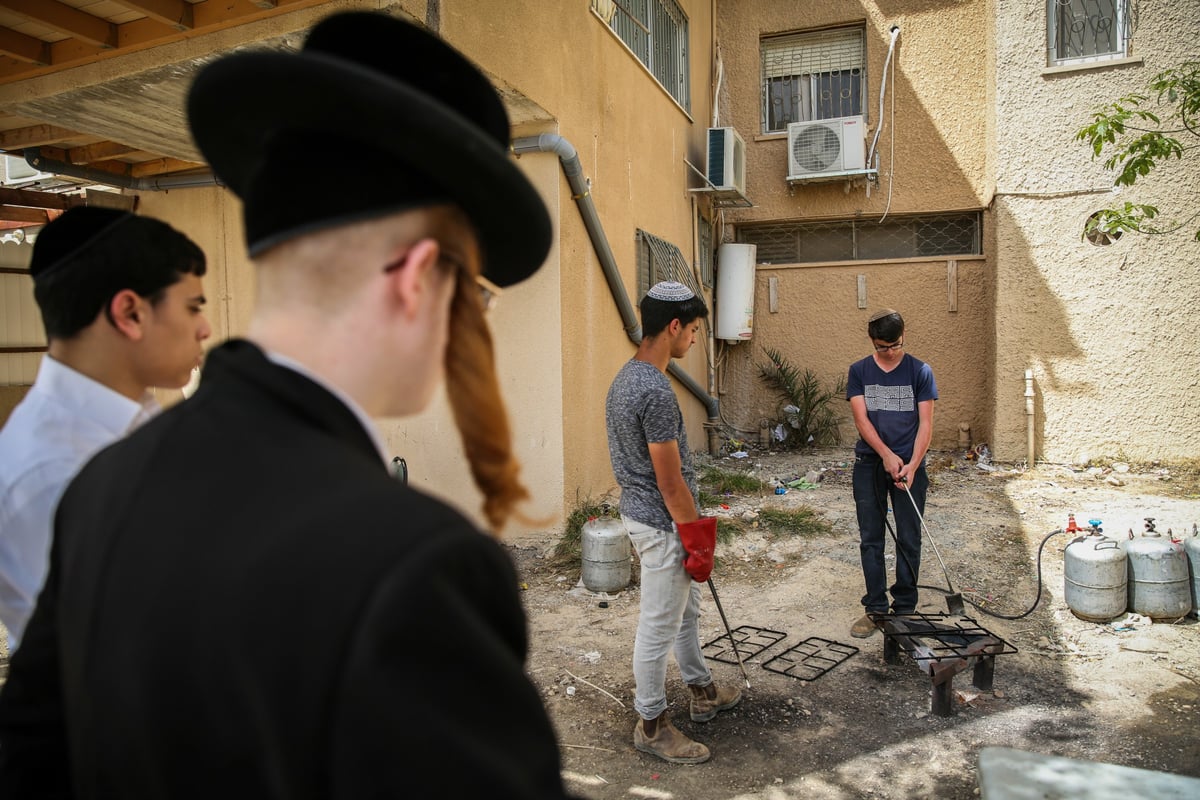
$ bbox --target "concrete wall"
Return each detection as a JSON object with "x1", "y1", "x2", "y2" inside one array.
[
  {"x1": 992, "y1": 0, "x2": 1200, "y2": 464},
  {"x1": 712, "y1": 0, "x2": 995, "y2": 453}
]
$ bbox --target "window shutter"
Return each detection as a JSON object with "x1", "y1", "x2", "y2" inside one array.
[{"x1": 763, "y1": 28, "x2": 863, "y2": 79}]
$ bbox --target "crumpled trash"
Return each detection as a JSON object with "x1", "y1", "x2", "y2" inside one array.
[
  {"x1": 579, "y1": 651, "x2": 601, "y2": 665},
  {"x1": 1110, "y1": 612, "x2": 1147, "y2": 631}
]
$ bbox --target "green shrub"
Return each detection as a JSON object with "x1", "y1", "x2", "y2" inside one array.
[
  {"x1": 758, "y1": 347, "x2": 846, "y2": 448},
  {"x1": 698, "y1": 465, "x2": 767, "y2": 496}
]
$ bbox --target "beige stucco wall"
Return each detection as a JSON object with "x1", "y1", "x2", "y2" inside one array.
[
  {"x1": 711, "y1": 0, "x2": 995, "y2": 453},
  {"x1": 130, "y1": 0, "x2": 716, "y2": 540},
  {"x1": 445, "y1": 1, "x2": 718, "y2": 527},
  {"x1": 992, "y1": 0, "x2": 1200, "y2": 464}
]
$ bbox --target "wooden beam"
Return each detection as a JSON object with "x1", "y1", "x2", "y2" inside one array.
[
  {"x1": 68, "y1": 158, "x2": 132, "y2": 178},
  {"x1": 67, "y1": 141, "x2": 140, "y2": 164},
  {"x1": 0, "y1": 125, "x2": 80, "y2": 150},
  {"x1": 112, "y1": 0, "x2": 194, "y2": 32},
  {"x1": 0, "y1": 25, "x2": 49, "y2": 64},
  {"x1": 0, "y1": 0, "x2": 118, "y2": 49},
  {"x1": 0, "y1": 205, "x2": 50, "y2": 223},
  {"x1": 0, "y1": 187, "x2": 84, "y2": 209},
  {"x1": 129, "y1": 157, "x2": 205, "y2": 178}
]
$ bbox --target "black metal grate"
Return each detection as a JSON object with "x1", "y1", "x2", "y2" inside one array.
[
  {"x1": 879, "y1": 611, "x2": 1018, "y2": 662},
  {"x1": 762, "y1": 637, "x2": 859, "y2": 681},
  {"x1": 702, "y1": 625, "x2": 786, "y2": 665}
]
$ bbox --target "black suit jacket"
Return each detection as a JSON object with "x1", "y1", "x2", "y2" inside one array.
[{"x1": 0, "y1": 340, "x2": 572, "y2": 799}]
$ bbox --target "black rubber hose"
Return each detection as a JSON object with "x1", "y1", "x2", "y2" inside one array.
[
  {"x1": 956, "y1": 529, "x2": 1067, "y2": 620},
  {"x1": 870, "y1": 460, "x2": 1067, "y2": 620}
]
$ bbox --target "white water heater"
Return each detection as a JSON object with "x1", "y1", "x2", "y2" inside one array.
[{"x1": 715, "y1": 243, "x2": 756, "y2": 342}]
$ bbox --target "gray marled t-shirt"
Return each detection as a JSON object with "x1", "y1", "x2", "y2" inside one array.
[{"x1": 605, "y1": 358, "x2": 698, "y2": 532}]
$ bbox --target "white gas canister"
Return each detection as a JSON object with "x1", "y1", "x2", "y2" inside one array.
[
  {"x1": 581, "y1": 517, "x2": 631, "y2": 593},
  {"x1": 1064, "y1": 528, "x2": 1128, "y2": 622},
  {"x1": 1185, "y1": 527, "x2": 1200, "y2": 618},
  {"x1": 1122, "y1": 525, "x2": 1192, "y2": 621}
]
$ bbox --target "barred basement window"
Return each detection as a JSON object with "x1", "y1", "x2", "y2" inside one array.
[
  {"x1": 637, "y1": 229, "x2": 701, "y2": 299},
  {"x1": 737, "y1": 213, "x2": 981, "y2": 264},
  {"x1": 1047, "y1": 0, "x2": 1134, "y2": 65},
  {"x1": 610, "y1": 0, "x2": 690, "y2": 110}
]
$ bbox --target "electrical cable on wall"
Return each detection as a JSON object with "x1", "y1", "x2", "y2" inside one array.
[
  {"x1": 878, "y1": 48, "x2": 897, "y2": 223},
  {"x1": 871, "y1": 25, "x2": 900, "y2": 223}
]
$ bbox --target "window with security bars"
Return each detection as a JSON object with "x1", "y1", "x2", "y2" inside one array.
[
  {"x1": 1047, "y1": 0, "x2": 1133, "y2": 65},
  {"x1": 637, "y1": 230, "x2": 702, "y2": 299},
  {"x1": 610, "y1": 0, "x2": 690, "y2": 110},
  {"x1": 736, "y1": 214, "x2": 981, "y2": 264},
  {"x1": 762, "y1": 27, "x2": 864, "y2": 134}
]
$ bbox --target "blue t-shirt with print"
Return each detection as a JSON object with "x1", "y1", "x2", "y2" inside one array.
[{"x1": 846, "y1": 353, "x2": 937, "y2": 461}]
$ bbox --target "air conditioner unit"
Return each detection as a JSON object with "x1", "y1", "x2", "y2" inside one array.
[
  {"x1": 705, "y1": 127, "x2": 746, "y2": 195},
  {"x1": 786, "y1": 115, "x2": 866, "y2": 180},
  {"x1": 2, "y1": 154, "x2": 52, "y2": 186}
]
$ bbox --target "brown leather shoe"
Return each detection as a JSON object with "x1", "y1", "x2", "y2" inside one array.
[
  {"x1": 851, "y1": 613, "x2": 880, "y2": 638},
  {"x1": 687, "y1": 681, "x2": 742, "y2": 722},
  {"x1": 633, "y1": 714, "x2": 711, "y2": 764}
]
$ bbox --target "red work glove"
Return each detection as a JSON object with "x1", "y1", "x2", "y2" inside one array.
[{"x1": 676, "y1": 517, "x2": 717, "y2": 583}]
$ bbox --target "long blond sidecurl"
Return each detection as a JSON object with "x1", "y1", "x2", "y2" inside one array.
[{"x1": 444, "y1": 269, "x2": 530, "y2": 534}]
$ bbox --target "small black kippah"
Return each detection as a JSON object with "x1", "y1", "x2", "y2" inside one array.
[{"x1": 29, "y1": 207, "x2": 135, "y2": 281}]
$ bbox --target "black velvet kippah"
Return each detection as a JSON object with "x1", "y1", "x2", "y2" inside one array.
[{"x1": 29, "y1": 207, "x2": 135, "y2": 281}]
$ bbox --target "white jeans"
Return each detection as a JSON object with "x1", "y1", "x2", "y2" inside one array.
[{"x1": 623, "y1": 515, "x2": 713, "y2": 720}]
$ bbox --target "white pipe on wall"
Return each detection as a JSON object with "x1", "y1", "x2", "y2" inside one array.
[{"x1": 1025, "y1": 369, "x2": 1036, "y2": 468}]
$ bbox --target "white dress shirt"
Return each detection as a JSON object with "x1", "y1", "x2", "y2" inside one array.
[{"x1": 0, "y1": 356, "x2": 159, "y2": 651}]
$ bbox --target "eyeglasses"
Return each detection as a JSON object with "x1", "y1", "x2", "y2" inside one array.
[
  {"x1": 873, "y1": 340, "x2": 904, "y2": 352},
  {"x1": 382, "y1": 249, "x2": 500, "y2": 313}
]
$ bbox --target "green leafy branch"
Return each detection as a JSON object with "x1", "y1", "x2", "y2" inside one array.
[{"x1": 1075, "y1": 61, "x2": 1200, "y2": 241}]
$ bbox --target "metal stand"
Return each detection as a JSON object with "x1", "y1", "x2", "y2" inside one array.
[{"x1": 878, "y1": 612, "x2": 1016, "y2": 717}]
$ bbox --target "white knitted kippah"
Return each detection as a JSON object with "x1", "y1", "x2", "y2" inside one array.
[{"x1": 647, "y1": 281, "x2": 694, "y2": 301}]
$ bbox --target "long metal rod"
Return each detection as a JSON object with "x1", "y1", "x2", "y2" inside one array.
[
  {"x1": 706, "y1": 578, "x2": 751, "y2": 689},
  {"x1": 899, "y1": 482, "x2": 952, "y2": 589},
  {"x1": 900, "y1": 480, "x2": 963, "y2": 614}
]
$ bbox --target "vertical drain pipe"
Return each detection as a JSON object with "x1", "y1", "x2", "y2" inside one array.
[
  {"x1": 1025, "y1": 369, "x2": 1036, "y2": 469},
  {"x1": 512, "y1": 134, "x2": 722, "y2": 454}
]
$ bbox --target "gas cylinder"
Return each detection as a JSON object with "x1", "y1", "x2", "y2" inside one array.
[
  {"x1": 1063, "y1": 517, "x2": 1128, "y2": 622},
  {"x1": 1184, "y1": 525, "x2": 1200, "y2": 618},
  {"x1": 1122, "y1": 519, "x2": 1192, "y2": 621},
  {"x1": 580, "y1": 517, "x2": 631, "y2": 593}
]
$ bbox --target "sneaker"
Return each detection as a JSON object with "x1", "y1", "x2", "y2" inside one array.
[
  {"x1": 850, "y1": 613, "x2": 880, "y2": 638},
  {"x1": 633, "y1": 715, "x2": 711, "y2": 764},
  {"x1": 688, "y1": 682, "x2": 742, "y2": 722}
]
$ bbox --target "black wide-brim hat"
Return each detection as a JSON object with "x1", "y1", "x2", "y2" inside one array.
[{"x1": 186, "y1": 11, "x2": 551, "y2": 288}]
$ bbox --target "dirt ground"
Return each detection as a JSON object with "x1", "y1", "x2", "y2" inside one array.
[{"x1": 509, "y1": 446, "x2": 1200, "y2": 800}]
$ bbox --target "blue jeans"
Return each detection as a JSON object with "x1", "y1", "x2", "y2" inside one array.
[
  {"x1": 852, "y1": 454, "x2": 927, "y2": 614},
  {"x1": 623, "y1": 516, "x2": 713, "y2": 720}
]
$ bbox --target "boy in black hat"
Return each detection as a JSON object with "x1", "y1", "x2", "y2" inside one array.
[
  {"x1": 0, "y1": 207, "x2": 210, "y2": 652},
  {"x1": 0, "y1": 12, "x2": 574, "y2": 799}
]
